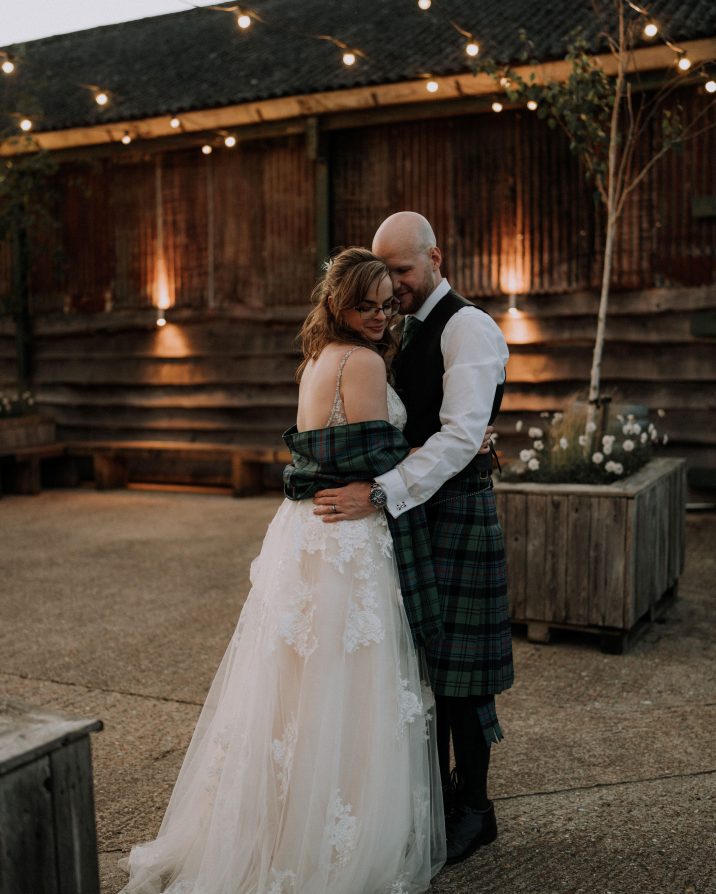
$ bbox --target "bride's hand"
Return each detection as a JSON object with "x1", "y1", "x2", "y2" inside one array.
[
  {"x1": 480, "y1": 425, "x2": 495, "y2": 454},
  {"x1": 313, "y1": 482, "x2": 375, "y2": 523}
]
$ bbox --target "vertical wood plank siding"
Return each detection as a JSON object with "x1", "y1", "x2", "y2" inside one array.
[{"x1": 0, "y1": 89, "x2": 713, "y2": 470}]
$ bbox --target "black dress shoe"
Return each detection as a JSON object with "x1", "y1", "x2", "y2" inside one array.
[{"x1": 445, "y1": 799, "x2": 497, "y2": 865}]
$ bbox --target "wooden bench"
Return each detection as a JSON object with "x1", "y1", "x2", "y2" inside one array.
[
  {"x1": 0, "y1": 442, "x2": 78, "y2": 496},
  {"x1": 65, "y1": 440, "x2": 292, "y2": 497}
]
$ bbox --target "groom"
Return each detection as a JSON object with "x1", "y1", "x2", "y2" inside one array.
[{"x1": 314, "y1": 211, "x2": 514, "y2": 865}]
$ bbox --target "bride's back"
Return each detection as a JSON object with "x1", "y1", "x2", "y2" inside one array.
[{"x1": 297, "y1": 342, "x2": 389, "y2": 432}]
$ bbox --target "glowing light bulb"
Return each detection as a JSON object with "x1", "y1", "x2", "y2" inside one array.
[
  {"x1": 95, "y1": 92, "x2": 109, "y2": 106},
  {"x1": 643, "y1": 22, "x2": 658, "y2": 38},
  {"x1": 2, "y1": 60, "x2": 14, "y2": 74},
  {"x1": 202, "y1": 144, "x2": 213, "y2": 155},
  {"x1": 121, "y1": 132, "x2": 132, "y2": 145},
  {"x1": 156, "y1": 315, "x2": 167, "y2": 327},
  {"x1": 418, "y1": 0, "x2": 431, "y2": 9},
  {"x1": 492, "y1": 101, "x2": 503, "y2": 113},
  {"x1": 508, "y1": 305, "x2": 520, "y2": 318},
  {"x1": 426, "y1": 80, "x2": 439, "y2": 93},
  {"x1": 706, "y1": 80, "x2": 716, "y2": 94},
  {"x1": 342, "y1": 52, "x2": 356, "y2": 66},
  {"x1": 224, "y1": 135, "x2": 237, "y2": 147},
  {"x1": 527, "y1": 99, "x2": 538, "y2": 110},
  {"x1": 678, "y1": 56, "x2": 692, "y2": 71},
  {"x1": 237, "y1": 13, "x2": 251, "y2": 29},
  {"x1": 19, "y1": 118, "x2": 32, "y2": 131},
  {"x1": 170, "y1": 117, "x2": 181, "y2": 128},
  {"x1": 466, "y1": 42, "x2": 479, "y2": 57}
]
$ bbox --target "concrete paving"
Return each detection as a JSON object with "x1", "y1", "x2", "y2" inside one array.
[{"x1": 1, "y1": 487, "x2": 714, "y2": 894}]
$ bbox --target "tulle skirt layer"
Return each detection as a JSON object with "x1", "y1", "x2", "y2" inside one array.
[{"x1": 118, "y1": 498, "x2": 446, "y2": 894}]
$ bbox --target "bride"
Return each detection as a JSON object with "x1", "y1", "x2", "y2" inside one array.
[{"x1": 118, "y1": 247, "x2": 446, "y2": 894}]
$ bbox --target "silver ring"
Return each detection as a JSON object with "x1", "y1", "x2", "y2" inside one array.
[{"x1": 331, "y1": 504, "x2": 337, "y2": 514}]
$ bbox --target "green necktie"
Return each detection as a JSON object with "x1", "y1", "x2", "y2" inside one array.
[{"x1": 402, "y1": 315, "x2": 422, "y2": 349}]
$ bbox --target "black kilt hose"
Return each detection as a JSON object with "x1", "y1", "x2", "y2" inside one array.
[{"x1": 392, "y1": 290, "x2": 514, "y2": 716}]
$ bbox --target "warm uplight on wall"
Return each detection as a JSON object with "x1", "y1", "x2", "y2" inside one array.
[
  {"x1": 154, "y1": 257, "x2": 174, "y2": 319},
  {"x1": 508, "y1": 293, "x2": 520, "y2": 317},
  {"x1": 156, "y1": 312, "x2": 167, "y2": 327}
]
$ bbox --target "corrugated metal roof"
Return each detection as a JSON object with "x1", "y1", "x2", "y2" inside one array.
[{"x1": 1, "y1": 0, "x2": 714, "y2": 132}]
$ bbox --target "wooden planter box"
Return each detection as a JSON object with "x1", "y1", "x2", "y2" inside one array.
[
  {"x1": 0, "y1": 698, "x2": 103, "y2": 894},
  {"x1": 0, "y1": 415, "x2": 55, "y2": 450},
  {"x1": 494, "y1": 458, "x2": 686, "y2": 651}
]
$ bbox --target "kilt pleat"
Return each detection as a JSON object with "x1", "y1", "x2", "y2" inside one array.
[{"x1": 424, "y1": 474, "x2": 514, "y2": 698}]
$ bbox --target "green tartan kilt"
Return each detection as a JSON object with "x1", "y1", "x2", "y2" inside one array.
[{"x1": 423, "y1": 470, "x2": 514, "y2": 698}]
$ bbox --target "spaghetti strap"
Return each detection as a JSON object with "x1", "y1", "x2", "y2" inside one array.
[{"x1": 325, "y1": 347, "x2": 361, "y2": 427}]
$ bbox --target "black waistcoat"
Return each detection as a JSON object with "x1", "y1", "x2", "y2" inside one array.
[{"x1": 392, "y1": 290, "x2": 504, "y2": 462}]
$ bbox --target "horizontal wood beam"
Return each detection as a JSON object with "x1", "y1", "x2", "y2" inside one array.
[{"x1": 2, "y1": 38, "x2": 714, "y2": 157}]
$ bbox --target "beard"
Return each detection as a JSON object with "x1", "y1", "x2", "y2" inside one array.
[{"x1": 398, "y1": 265, "x2": 436, "y2": 315}]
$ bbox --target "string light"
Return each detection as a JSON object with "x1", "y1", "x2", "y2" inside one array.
[
  {"x1": 342, "y1": 51, "x2": 356, "y2": 66},
  {"x1": 527, "y1": 99, "x2": 538, "y2": 110},
  {"x1": 418, "y1": 0, "x2": 431, "y2": 9},
  {"x1": 95, "y1": 91, "x2": 109, "y2": 106},
  {"x1": 224, "y1": 135, "x2": 237, "y2": 147},
  {"x1": 465, "y1": 42, "x2": 479, "y2": 57},
  {"x1": 156, "y1": 314, "x2": 167, "y2": 327},
  {"x1": 643, "y1": 22, "x2": 658, "y2": 38},
  {"x1": 677, "y1": 55, "x2": 692, "y2": 71},
  {"x1": 706, "y1": 80, "x2": 716, "y2": 94},
  {"x1": 201, "y1": 144, "x2": 213, "y2": 155},
  {"x1": 121, "y1": 131, "x2": 132, "y2": 145},
  {"x1": 169, "y1": 117, "x2": 181, "y2": 128},
  {"x1": 237, "y1": 13, "x2": 252, "y2": 29},
  {"x1": 2, "y1": 59, "x2": 15, "y2": 75},
  {"x1": 19, "y1": 118, "x2": 32, "y2": 131},
  {"x1": 426, "y1": 80, "x2": 439, "y2": 93},
  {"x1": 492, "y1": 101, "x2": 503, "y2": 112}
]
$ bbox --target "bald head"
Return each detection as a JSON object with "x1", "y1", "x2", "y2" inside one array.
[
  {"x1": 372, "y1": 211, "x2": 436, "y2": 257},
  {"x1": 371, "y1": 212, "x2": 443, "y2": 315}
]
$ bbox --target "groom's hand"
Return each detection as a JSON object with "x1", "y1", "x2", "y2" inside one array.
[
  {"x1": 313, "y1": 482, "x2": 374, "y2": 523},
  {"x1": 480, "y1": 425, "x2": 495, "y2": 453}
]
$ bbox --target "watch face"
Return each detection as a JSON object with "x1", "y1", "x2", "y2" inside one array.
[{"x1": 370, "y1": 485, "x2": 387, "y2": 507}]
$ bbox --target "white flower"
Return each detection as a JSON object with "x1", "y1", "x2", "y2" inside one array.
[
  {"x1": 651, "y1": 429, "x2": 659, "y2": 442},
  {"x1": 528, "y1": 427, "x2": 543, "y2": 439},
  {"x1": 539, "y1": 411, "x2": 550, "y2": 418},
  {"x1": 586, "y1": 421, "x2": 597, "y2": 433},
  {"x1": 616, "y1": 414, "x2": 624, "y2": 423},
  {"x1": 605, "y1": 460, "x2": 617, "y2": 473},
  {"x1": 519, "y1": 449, "x2": 534, "y2": 463},
  {"x1": 578, "y1": 435, "x2": 587, "y2": 447},
  {"x1": 648, "y1": 423, "x2": 656, "y2": 434},
  {"x1": 662, "y1": 434, "x2": 669, "y2": 445},
  {"x1": 515, "y1": 420, "x2": 523, "y2": 432},
  {"x1": 627, "y1": 414, "x2": 635, "y2": 421},
  {"x1": 603, "y1": 442, "x2": 613, "y2": 455},
  {"x1": 622, "y1": 424, "x2": 633, "y2": 435},
  {"x1": 527, "y1": 457, "x2": 540, "y2": 471},
  {"x1": 559, "y1": 437, "x2": 568, "y2": 449},
  {"x1": 613, "y1": 463, "x2": 624, "y2": 474},
  {"x1": 623, "y1": 439, "x2": 635, "y2": 452},
  {"x1": 592, "y1": 452, "x2": 604, "y2": 464},
  {"x1": 632, "y1": 423, "x2": 641, "y2": 435},
  {"x1": 640, "y1": 432, "x2": 648, "y2": 443},
  {"x1": 657, "y1": 408, "x2": 666, "y2": 417},
  {"x1": 552, "y1": 412, "x2": 563, "y2": 423},
  {"x1": 602, "y1": 434, "x2": 615, "y2": 445},
  {"x1": 533, "y1": 440, "x2": 544, "y2": 451}
]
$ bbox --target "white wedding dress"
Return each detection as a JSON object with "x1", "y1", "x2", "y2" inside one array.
[{"x1": 118, "y1": 380, "x2": 445, "y2": 894}]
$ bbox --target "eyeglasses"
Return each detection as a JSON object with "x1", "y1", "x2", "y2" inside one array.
[{"x1": 353, "y1": 299, "x2": 400, "y2": 319}]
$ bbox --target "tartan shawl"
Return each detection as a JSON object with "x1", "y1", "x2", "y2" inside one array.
[{"x1": 282, "y1": 420, "x2": 444, "y2": 646}]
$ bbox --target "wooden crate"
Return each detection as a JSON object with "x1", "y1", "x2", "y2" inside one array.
[
  {"x1": 494, "y1": 458, "x2": 687, "y2": 650},
  {"x1": 0, "y1": 698, "x2": 103, "y2": 894}
]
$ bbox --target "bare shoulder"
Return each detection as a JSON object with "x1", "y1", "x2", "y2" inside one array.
[{"x1": 342, "y1": 345, "x2": 386, "y2": 377}]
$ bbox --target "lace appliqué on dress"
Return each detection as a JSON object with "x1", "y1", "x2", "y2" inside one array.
[
  {"x1": 267, "y1": 868, "x2": 297, "y2": 894},
  {"x1": 275, "y1": 580, "x2": 318, "y2": 658},
  {"x1": 325, "y1": 790, "x2": 359, "y2": 871},
  {"x1": 397, "y1": 677, "x2": 424, "y2": 737},
  {"x1": 343, "y1": 582, "x2": 385, "y2": 653},
  {"x1": 272, "y1": 719, "x2": 298, "y2": 803}
]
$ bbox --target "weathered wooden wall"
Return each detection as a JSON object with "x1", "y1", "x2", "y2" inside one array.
[{"x1": 0, "y1": 88, "x2": 714, "y2": 475}]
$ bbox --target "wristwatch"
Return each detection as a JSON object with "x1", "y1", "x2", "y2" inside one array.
[{"x1": 369, "y1": 481, "x2": 387, "y2": 509}]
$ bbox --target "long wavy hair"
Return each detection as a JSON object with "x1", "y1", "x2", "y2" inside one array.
[{"x1": 296, "y1": 246, "x2": 398, "y2": 382}]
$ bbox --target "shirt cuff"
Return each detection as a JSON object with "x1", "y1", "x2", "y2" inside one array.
[{"x1": 374, "y1": 468, "x2": 414, "y2": 519}]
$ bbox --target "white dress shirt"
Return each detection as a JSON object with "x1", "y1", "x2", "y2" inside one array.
[{"x1": 375, "y1": 279, "x2": 509, "y2": 518}]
